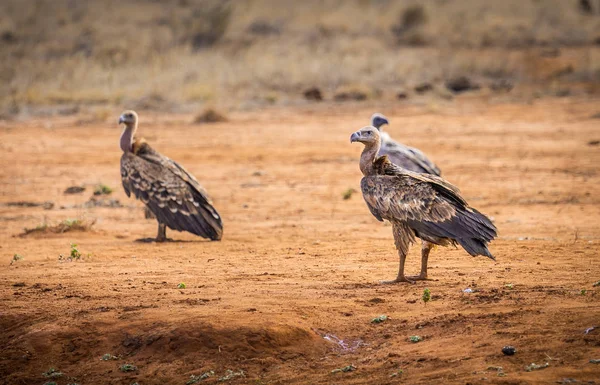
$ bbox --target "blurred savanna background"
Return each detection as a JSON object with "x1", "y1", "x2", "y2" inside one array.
[
  {"x1": 1, "y1": 0, "x2": 599, "y2": 117},
  {"x1": 3, "y1": 2, "x2": 600, "y2": 384}
]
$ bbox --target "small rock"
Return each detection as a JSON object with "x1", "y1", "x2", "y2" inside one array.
[
  {"x1": 502, "y1": 346, "x2": 516, "y2": 356},
  {"x1": 446, "y1": 76, "x2": 480, "y2": 93},
  {"x1": 396, "y1": 91, "x2": 408, "y2": 99},
  {"x1": 303, "y1": 87, "x2": 323, "y2": 101},
  {"x1": 414, "y1": 83, "x2": 433, "y2": 93},
  {"x1": 64, "y1": 186, "x2": 86, "y2": 195},
  {"x1": 490, "y1": 79, "x2": 514, "y2": 92},
  {"x1": 334, "y1": 90, "x2": 367, "y2": 101}
]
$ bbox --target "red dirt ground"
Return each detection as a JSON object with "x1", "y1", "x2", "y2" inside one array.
[{"x1": 1, "y1": 98, "x2": 599, "y2": 384}]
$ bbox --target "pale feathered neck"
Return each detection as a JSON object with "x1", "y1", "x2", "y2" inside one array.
[
  {"x1": 359, "y1": 140, "x2": 381, "y2": 176},
  {"x1": 120, "y1": 123, "x2": 137, "y2": 153}
]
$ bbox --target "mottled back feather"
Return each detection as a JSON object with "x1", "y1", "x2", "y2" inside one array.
[
  {"x1": 121, "y1": 140, "x2": 223, "y2": 240},
  {"x1": 361, "y1": 156, "x2": 496, "y2": 259}
]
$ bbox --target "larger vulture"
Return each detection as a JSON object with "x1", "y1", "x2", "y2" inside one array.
[
  {"x1": 370, "y1": 113, "x2": 441, "y2": 176},
  {"x1": 351, "y1": 126, "x2": 496, "y2": 283},
  {"x1": 119, "y1": 110, "x2": 223, "y2": 242}
]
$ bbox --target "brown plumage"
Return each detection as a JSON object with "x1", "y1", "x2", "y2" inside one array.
[
  {"x1": 119, "y1": 110, "x2": 223, "y2": 242},
  {"x1": 370, "y1": 113, "x2": 441, "y2": 176},
  {"x1": 351, "y1": 126, "x2": 496, "y2": 283}
]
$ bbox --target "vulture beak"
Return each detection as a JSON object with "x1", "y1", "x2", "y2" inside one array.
[
  {"x1": 381, "y1": 118, "x2": 389, "y2": 126},
  {"x1": 118, "y1": 115, "x2": 125, "y2": 125},
  {"x1": 350, "y1": 131, "x2": 361, "y2": 143}
]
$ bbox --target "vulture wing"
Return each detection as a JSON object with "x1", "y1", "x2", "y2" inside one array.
[
  {"x1": 121, "y1": 141, "x2": 223, "y2": 240},
  {"x1": 361, "y1": 158, "x2": 496, "y2": 258},
  {"x1": 379, "y1": 134, "x2": 441, "y2": 176}
]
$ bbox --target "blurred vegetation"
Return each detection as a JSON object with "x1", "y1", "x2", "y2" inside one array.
[{"x1": 0, "y1": 0, "x2": 599, "y2": 115}]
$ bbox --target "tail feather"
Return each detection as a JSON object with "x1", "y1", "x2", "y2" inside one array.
[{"x1": 408, "y1": 206, "x2": 497, "y2": 258}]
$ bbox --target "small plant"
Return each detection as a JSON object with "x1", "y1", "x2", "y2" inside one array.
[
  {"x1": 218, "y1": 369, "x2": 245, "y2": 381},
  {"x1": 581, "y1": 289, "x2": 587, "y2": 295},
  {"x1": 331, "y1": 365, "x2": 356, "y2": 373},
  {"x1": 187, "y1": 371, "x2": 214, "y2": 384},
  {"x1": 505, "y1": 283, "x2": 514, "y2": 289},
  {"x1": 120, "y1": 364, "x2": 137, "y2": 372},
  {"x1": 525, "y1": 362, "x2": 549, "y2": 372},
  {"x1": 342, "y1": 188, "x2": 356, "y2": 200},
  {"x1": 101, "y1": 353, "x2": 118, "y2": 361},
  {"x1": 42, "y1": 368, "x2": 63, "y2": 378},
  {"x1": 371, "y1": 315, "x2": 388, "y2": 324},
  {"x1": 409, "y1": 335, "x2": 422, "y2": 343},
  {"x1": 10, "y1": 254, "x2": 23, "y2": 265},
  {"x1": 422, "y1": 288, "x2": 431, "y2": 304},
  {"x1": 178, "y1": 282, "x2": 186, "y2": 289},
  {"x1": 94, "y1": 184, "x2": 113, "y2": 195},
  {"x1": 390, "y1": 369, "x2": 404, "y2": 377},
  {"x1": 593, "y1": 281, "x2": 600, "y2": 287},
  {"x1": 70, "y1": 243, "x2": 82, "y2": 260}
]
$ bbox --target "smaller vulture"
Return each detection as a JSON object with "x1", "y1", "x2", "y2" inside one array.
[
  {"x1": 351, "y1": 126, "x2": 496, "y2": 283},
  {"x1": 119, "y1": 110, "x2": 223, "y2": 242},
  {"x1": 370, "y1": 113, "x2": 441, "y2": 176}
]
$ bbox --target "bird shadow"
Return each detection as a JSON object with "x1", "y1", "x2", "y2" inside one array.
[{"x1": 134, "y1": 237, "x2": 198, "y2": 244}]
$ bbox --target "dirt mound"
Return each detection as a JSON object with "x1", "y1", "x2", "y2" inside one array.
[{"x1": 0, "y1": 317, "x2": 328, "y2": 384}]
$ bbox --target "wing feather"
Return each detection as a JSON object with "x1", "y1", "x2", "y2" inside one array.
[
  {"x1": 360, "y1": 169, "x2": 496, "y2": 258},
  {"x1": 120, "y1": 143, "x2": 223, "y2": 240}
]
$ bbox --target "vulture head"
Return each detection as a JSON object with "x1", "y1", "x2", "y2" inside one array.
[
  {"x1": 350, "y1": 126, "x2": 381, "y2": 146},
  {"x1": 370, "y1": 113, "x2": 389, "y2": 131},
  {"x1": 119, "y1": 110, "x2": 139, "y2": 128}
]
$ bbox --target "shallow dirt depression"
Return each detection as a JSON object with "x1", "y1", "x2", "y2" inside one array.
[{"x1": 1, "y1": 99, "x2": 599, "y2": 384}]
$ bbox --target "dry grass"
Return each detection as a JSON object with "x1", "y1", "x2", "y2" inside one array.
[
  {"x1": 1, "y1": 0, "x2": 599, "y2": 114},
  {"x1": 193, "y1": 107, "x2": 228, "y2": 123},
  {"x1": 20, "y1": 218, "x2": 96, "y2": 237}
]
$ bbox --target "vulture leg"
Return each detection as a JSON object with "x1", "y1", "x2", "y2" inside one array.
[
  {"x1": 407, "y1": 241, "x2": 433, "y2": 281},
  {"x1": 380, "y1": 250, "x2": 415, "y2": 284},
  {"x1": 156, "y1": 222, "x2": 167, "y2": 242},
  {"x1": 381, "y1": 222, "x2": 416, "y2": 284}
]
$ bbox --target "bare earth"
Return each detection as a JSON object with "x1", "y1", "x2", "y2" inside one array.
[{"x1": 1, "y1": 98, "x2": 599, "y2": 384}]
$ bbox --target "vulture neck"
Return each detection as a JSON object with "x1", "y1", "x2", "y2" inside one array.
[
  {"x1": 359, "y1": 140, "x2": 381, "y2": 176},
  {"x1": 120, "y1": 123, "x2": 137, "y2": 153}
]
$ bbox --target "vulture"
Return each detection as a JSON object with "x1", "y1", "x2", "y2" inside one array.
[
  {"x1": 371, "y1": 113, "x2": 443, "y2": 275},
  {"x1": 119, "y1": 110, "x2": 223, "y2": 242},
  {"x1": 350, "y1": 126, "x2": 496, "y2": 283},
  {"x1": 370, "y1": 113, "x2": 441, "y2": 176}
]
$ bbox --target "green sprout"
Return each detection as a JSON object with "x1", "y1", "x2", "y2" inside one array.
[
  {"x1": 187, "y1": 371, "x2": 214, "y2": 384},
  {"x1": 70, "y1": 243, "x2": 81, "y2": 260},
  {"x1": 342, "y1": 188, "x2": 357, "y2": 200},
  {"x1": 42, "y1": 368, "x2": 63, "y2": 378},
  {"x1": 331, "y1": 365, "x2": 356, "y2": 373},
  {"x1": 422, "y1": 288, "x2": 431, "y2": 304},
  {"x1": 94, "y1": 184, "x2": 113, "y2": 196},
  {"x1": 10, "y1": 254, "x2": 23, "y2": 265},
  {"x1": 178, "y1": 282, "x2": 186, "y2": 289},
  {"x1": 371, "y1": 315, "x2": 388, "y2": 324},
  {"x1": 409, "y1": 335, "x2": 422, "y2": 343},
  {"x1": 120, "y1": 364, "x2": 137, "y2": 372}
]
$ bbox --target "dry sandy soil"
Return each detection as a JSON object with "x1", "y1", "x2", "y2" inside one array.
[{"x1": 1, "y1": 97, "x2": 599, "y2": 384}]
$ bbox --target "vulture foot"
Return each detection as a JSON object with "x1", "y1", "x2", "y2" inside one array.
[
  {"x1": 406, "y1": 274, "x2": 430, "y2": 281},
  {"x1": 379, "y1": 276, "x2": 416, "y2": 284}
]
